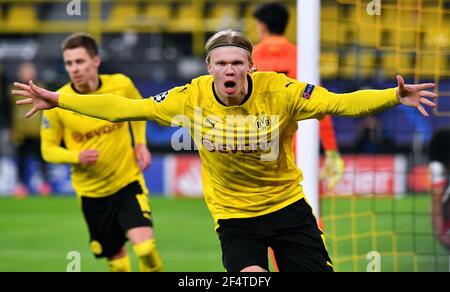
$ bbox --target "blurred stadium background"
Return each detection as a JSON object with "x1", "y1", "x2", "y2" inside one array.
[{"x1": 0, "y1": 0, "x2": 449, "y2": 271}]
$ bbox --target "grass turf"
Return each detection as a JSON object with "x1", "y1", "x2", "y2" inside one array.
[
  {"x1": 0, "y1": 195, "x2": 448, "y2": 271},
  {"x1": 0, "y1": 196, "x2": 222, "y2": 272}
]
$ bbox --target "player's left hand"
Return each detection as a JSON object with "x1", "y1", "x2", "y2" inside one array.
[
  {"x1": 396, "y1": 75, "x2": 437, "y2": 117},
  {"x1": 320, "y1": 150, "x2": 345, "y2": 192},
  {"x1": 135, "y1": 144, "x2": 151, "y2": 171}
]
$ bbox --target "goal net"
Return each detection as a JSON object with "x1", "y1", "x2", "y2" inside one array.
[{"x1": 319, "y1": 0, "x2": 450, "y2": 271}]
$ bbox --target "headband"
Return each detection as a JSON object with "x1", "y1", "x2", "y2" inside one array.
[{"x1": 207, "y1": 44, "x2": 251, "y2": 54}]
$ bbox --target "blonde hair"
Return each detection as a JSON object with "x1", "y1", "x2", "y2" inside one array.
[{"x1": 205, "y1": 29, "x2": 254, "y2": 65}]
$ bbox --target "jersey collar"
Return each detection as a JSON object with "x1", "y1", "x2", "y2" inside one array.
[{"x1": 70, "y1": 77, "x2": 103, "y2": 94}]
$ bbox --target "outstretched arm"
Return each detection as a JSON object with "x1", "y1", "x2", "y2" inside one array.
[
  {"x1": 326, "y1": 75, "x2": 437, "y2": 117},
  {"x1": 291, "y1": 75, "x2": 437, "y2": 121},
  {"x1": 13, "y1": 81, "x2": 151, "y2": 121},
  {"x1": 14, "y1": 80, "x2": 189, "y2": 127}
]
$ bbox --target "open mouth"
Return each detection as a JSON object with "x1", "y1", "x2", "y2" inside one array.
[
  {"x1": 224, "y1": 81, "x2": 236, "y2": 88},
  {"x1": 224, "y1": 81, "x2": 236, "y2": 95}
]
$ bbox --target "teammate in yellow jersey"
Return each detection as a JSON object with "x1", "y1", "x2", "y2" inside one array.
[
  {"x1": 39, "y1": 33, "x2": 162, "y2": 272},
  {"x1": 14, "y1": 30, "x2": 436, "y2": 272},
  {"x1": 252, "y1": 2, "x2": 344, "y2": 191}
]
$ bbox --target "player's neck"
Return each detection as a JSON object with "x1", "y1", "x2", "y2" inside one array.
[
  {"x1": 218, "y1": 94, "x2": 246, "y2": 106},
  {"x1": 73, "y1": 76, "x2": 101, "y2": 94},
  {"x1": 265, "y1": 33, "x2": 285, "y2": 39}
]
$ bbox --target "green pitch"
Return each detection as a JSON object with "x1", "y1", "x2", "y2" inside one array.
[
  {"x1": 0, "y1": 195, "x2": 448, "y2": 272},
  {"x1": 0, "y1": 196, "x2": 222, "y2": 272},
  {"x1": 322, "y1": 195, "x2": 449, "y2": 272}
]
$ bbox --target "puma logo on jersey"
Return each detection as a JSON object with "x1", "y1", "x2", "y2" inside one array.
[
  {"x1": 204, "y1": 118, "x2": 216, "y2": 128},
  {"x1": 285, "y1": 81, "x2": 294, "y2": 88}
]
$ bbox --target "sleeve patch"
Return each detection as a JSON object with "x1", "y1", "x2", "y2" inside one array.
[
  {"x1": 153, "y1": 91, "x2": 168, "y2": 103},
  {"x1": 302, "y1": 84, "x2": 315, "y2": 99}
]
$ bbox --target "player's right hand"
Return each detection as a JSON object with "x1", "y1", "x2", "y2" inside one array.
[
  {"x1": 134, "y1": 144, "x2": 152, "y2": 171},
  {"x1": 79, "y1": 149, "x2": 100, "y2": 166},
  {"x1": 12, "y1": 80, "x2": 59, "y2": 118}
]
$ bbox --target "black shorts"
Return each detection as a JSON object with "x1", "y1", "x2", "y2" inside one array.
[
  {"x1": 217, "y1": 198, "x2": 333, "y2": 272},
  {"x1": 81, "y1": 181, "x2": 153, "y2": 258}
]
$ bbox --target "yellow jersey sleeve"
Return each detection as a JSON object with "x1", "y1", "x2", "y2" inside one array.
[
  {"x1": 58, "y1": 84, "x2": 190, "y2": 126},
  {"x1": 288, "y1": 80, "x2": 399, "y2": 120},
  {"x1": 41, "y1": 109, "x2": 79, "y2": 164},
  {"x1": 125, "y1": 77, "x2": 147, "y2": 145},
  {"x1": 144, "y1": 84, "x2": 191, "y2": 126}
]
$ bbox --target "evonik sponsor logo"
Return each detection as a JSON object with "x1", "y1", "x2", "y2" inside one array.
[
  {"x1": 169, "y1": 106, "x2": 280, "y2": 161},
  {"x1": 72, "y1": 123, "x2": 124, "y2": 143}
]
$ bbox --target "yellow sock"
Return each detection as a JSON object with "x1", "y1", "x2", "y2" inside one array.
[
  {"x1": 132, "y1": 239, "x2": 163, "y2": 272},
  {"x1": 107, "y1": 255, "x2": 131, "y2": 272}
]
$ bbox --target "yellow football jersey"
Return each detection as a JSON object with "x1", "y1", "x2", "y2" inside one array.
[
  {"x1": 41, "y1": 74, "x2": 148, "y2": 198},
  {"x1": 59, "y1": 72, "x2": 398, "y2": 222}
]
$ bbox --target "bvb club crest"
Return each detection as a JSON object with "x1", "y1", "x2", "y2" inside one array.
[{"x1": 256, "y1": 115, "x2": 271, "y2": 129}]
